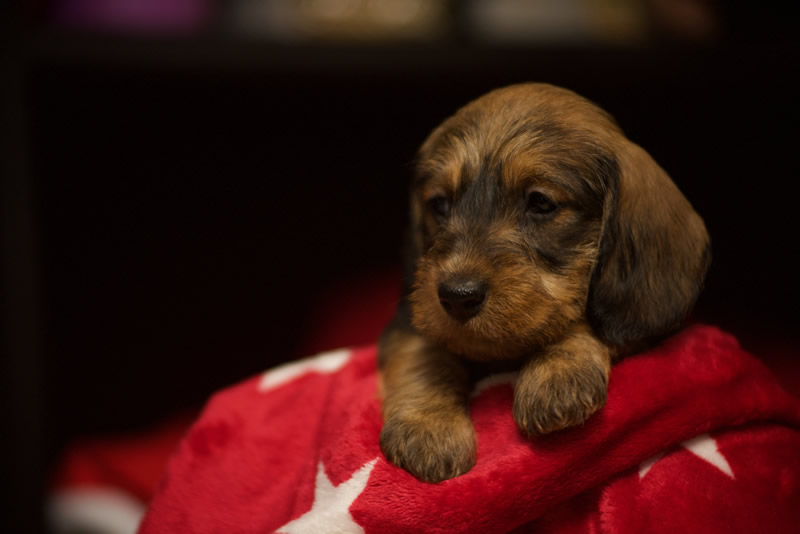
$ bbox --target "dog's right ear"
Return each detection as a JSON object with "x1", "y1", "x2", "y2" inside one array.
[
  {"x1": 588, "y1": 140, "x2": 711, "y2": 350},
  {"x1": 401, "y1": 230, "x2": 421, "y2": 299},
  {"x1": 378, "y1": 186, "x2": 422, "y2": 367},
  {"x1": 402, "y1": 176, "x2": 427, "y2": 297}
]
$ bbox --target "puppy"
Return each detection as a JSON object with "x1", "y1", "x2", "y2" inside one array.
[{"x1": 378, "y1": 83, "x2": 710, "y2": 483}]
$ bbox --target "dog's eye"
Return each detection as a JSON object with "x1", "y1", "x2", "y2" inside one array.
[
  {"x1": 427, "y1": 195, "x2": 451, "y2": 218},
  {"x1": 526, "y1": 191, "x2": 558, "y2": 216}
]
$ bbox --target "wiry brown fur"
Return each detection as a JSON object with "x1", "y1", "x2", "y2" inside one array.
[{"x1": 379, "y1": 83, "x2": 710, "y2": 483}]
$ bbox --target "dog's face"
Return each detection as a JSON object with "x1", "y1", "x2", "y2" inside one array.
[{"x1": 407, "y1": 84, "x2": 710, "y2": 360}]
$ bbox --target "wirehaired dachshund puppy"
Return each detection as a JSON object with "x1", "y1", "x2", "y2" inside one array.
[{"x1": 378, "y1": 83, "x2": 710, "y2": 483}]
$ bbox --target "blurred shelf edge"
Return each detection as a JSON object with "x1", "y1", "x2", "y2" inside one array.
[{"x1": 21, "y1": 26, "x2": 772, "y2": 77}]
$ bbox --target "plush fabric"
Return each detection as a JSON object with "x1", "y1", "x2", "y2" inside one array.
[
  {"x1": 49, "y1": 414, "x2": 196, "y2": 534},
  {"x1": 138, "y1": 325, "x2": 800, "y2": 534}
]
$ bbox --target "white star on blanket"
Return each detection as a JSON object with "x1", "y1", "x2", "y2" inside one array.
[
  {"x1": 276, "y1": 458, "x2": 378, "y2": 534},
  {"x1": 638, "y1": 433, "x2": 734, "y2": 479},
  {"x1": 258, "y1": 349, "x2": 352, "y2": 392}
]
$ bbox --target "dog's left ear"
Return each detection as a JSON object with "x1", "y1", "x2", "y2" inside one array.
[{"x1": 588, "y1": 139, "x2": 711, "y2": 350}]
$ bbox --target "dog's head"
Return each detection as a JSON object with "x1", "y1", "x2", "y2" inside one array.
[{"x1": 407, "y1": 83, "x2": 710, "y2": 360}]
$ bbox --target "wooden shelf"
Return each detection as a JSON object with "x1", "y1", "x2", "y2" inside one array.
[{"x1": 22, "y1": 27, "x2": 726, "y2": 76}]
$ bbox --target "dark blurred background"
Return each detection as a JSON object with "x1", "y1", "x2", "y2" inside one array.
[{"x1": 2, "y1": 0, "x2": 798, "y2": 531}]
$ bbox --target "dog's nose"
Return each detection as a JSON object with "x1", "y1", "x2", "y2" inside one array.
[{"x1": 437, "y1": 277, "x2": 487, "y2": 321}]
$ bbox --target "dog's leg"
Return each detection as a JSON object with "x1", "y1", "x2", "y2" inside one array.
[
  {"x1": 379, "y1": 328, "x2": 476, "y2": 483},
  {"x1": 513, "y1": 322, "x2": 612, "y2": 436}
]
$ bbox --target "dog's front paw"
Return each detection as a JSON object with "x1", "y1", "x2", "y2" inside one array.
[
  {"x1": 513, "y1": 356, "x2": 609, "y2": 436},
  {"x1": 380, "y1": 410, "x2": 477, "y2": 483}
]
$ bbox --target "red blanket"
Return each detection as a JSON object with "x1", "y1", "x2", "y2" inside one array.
[{"x1": 139, "y1": 326, "x2": 800, "y2": 533}]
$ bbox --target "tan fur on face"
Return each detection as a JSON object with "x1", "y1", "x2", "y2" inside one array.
[
  {"x1": 410, "y1": 83, "x2": 709, "y2": 356},
  {"x1": 409, "y1": 221, "x2": 596, "y2": 360},
  {"x1": 409, "y1": 87, "x2": 614, "y2": 360}
]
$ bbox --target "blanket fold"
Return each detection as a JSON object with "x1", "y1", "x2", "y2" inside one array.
[{"x1": 139, "y1": 326, "x2": 800, "y2": 533}]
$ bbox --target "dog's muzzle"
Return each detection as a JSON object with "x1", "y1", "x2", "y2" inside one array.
[{"x1": 437, "y1": 276, "x2": 487, "y2": 322}]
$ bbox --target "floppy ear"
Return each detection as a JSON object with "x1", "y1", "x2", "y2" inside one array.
[
  {"x1": 378, "y1": 190, "x2": 420, "y2": 367},
  {"x1": 588, "y1": 140, "x2": 711, "y2": 350}
]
